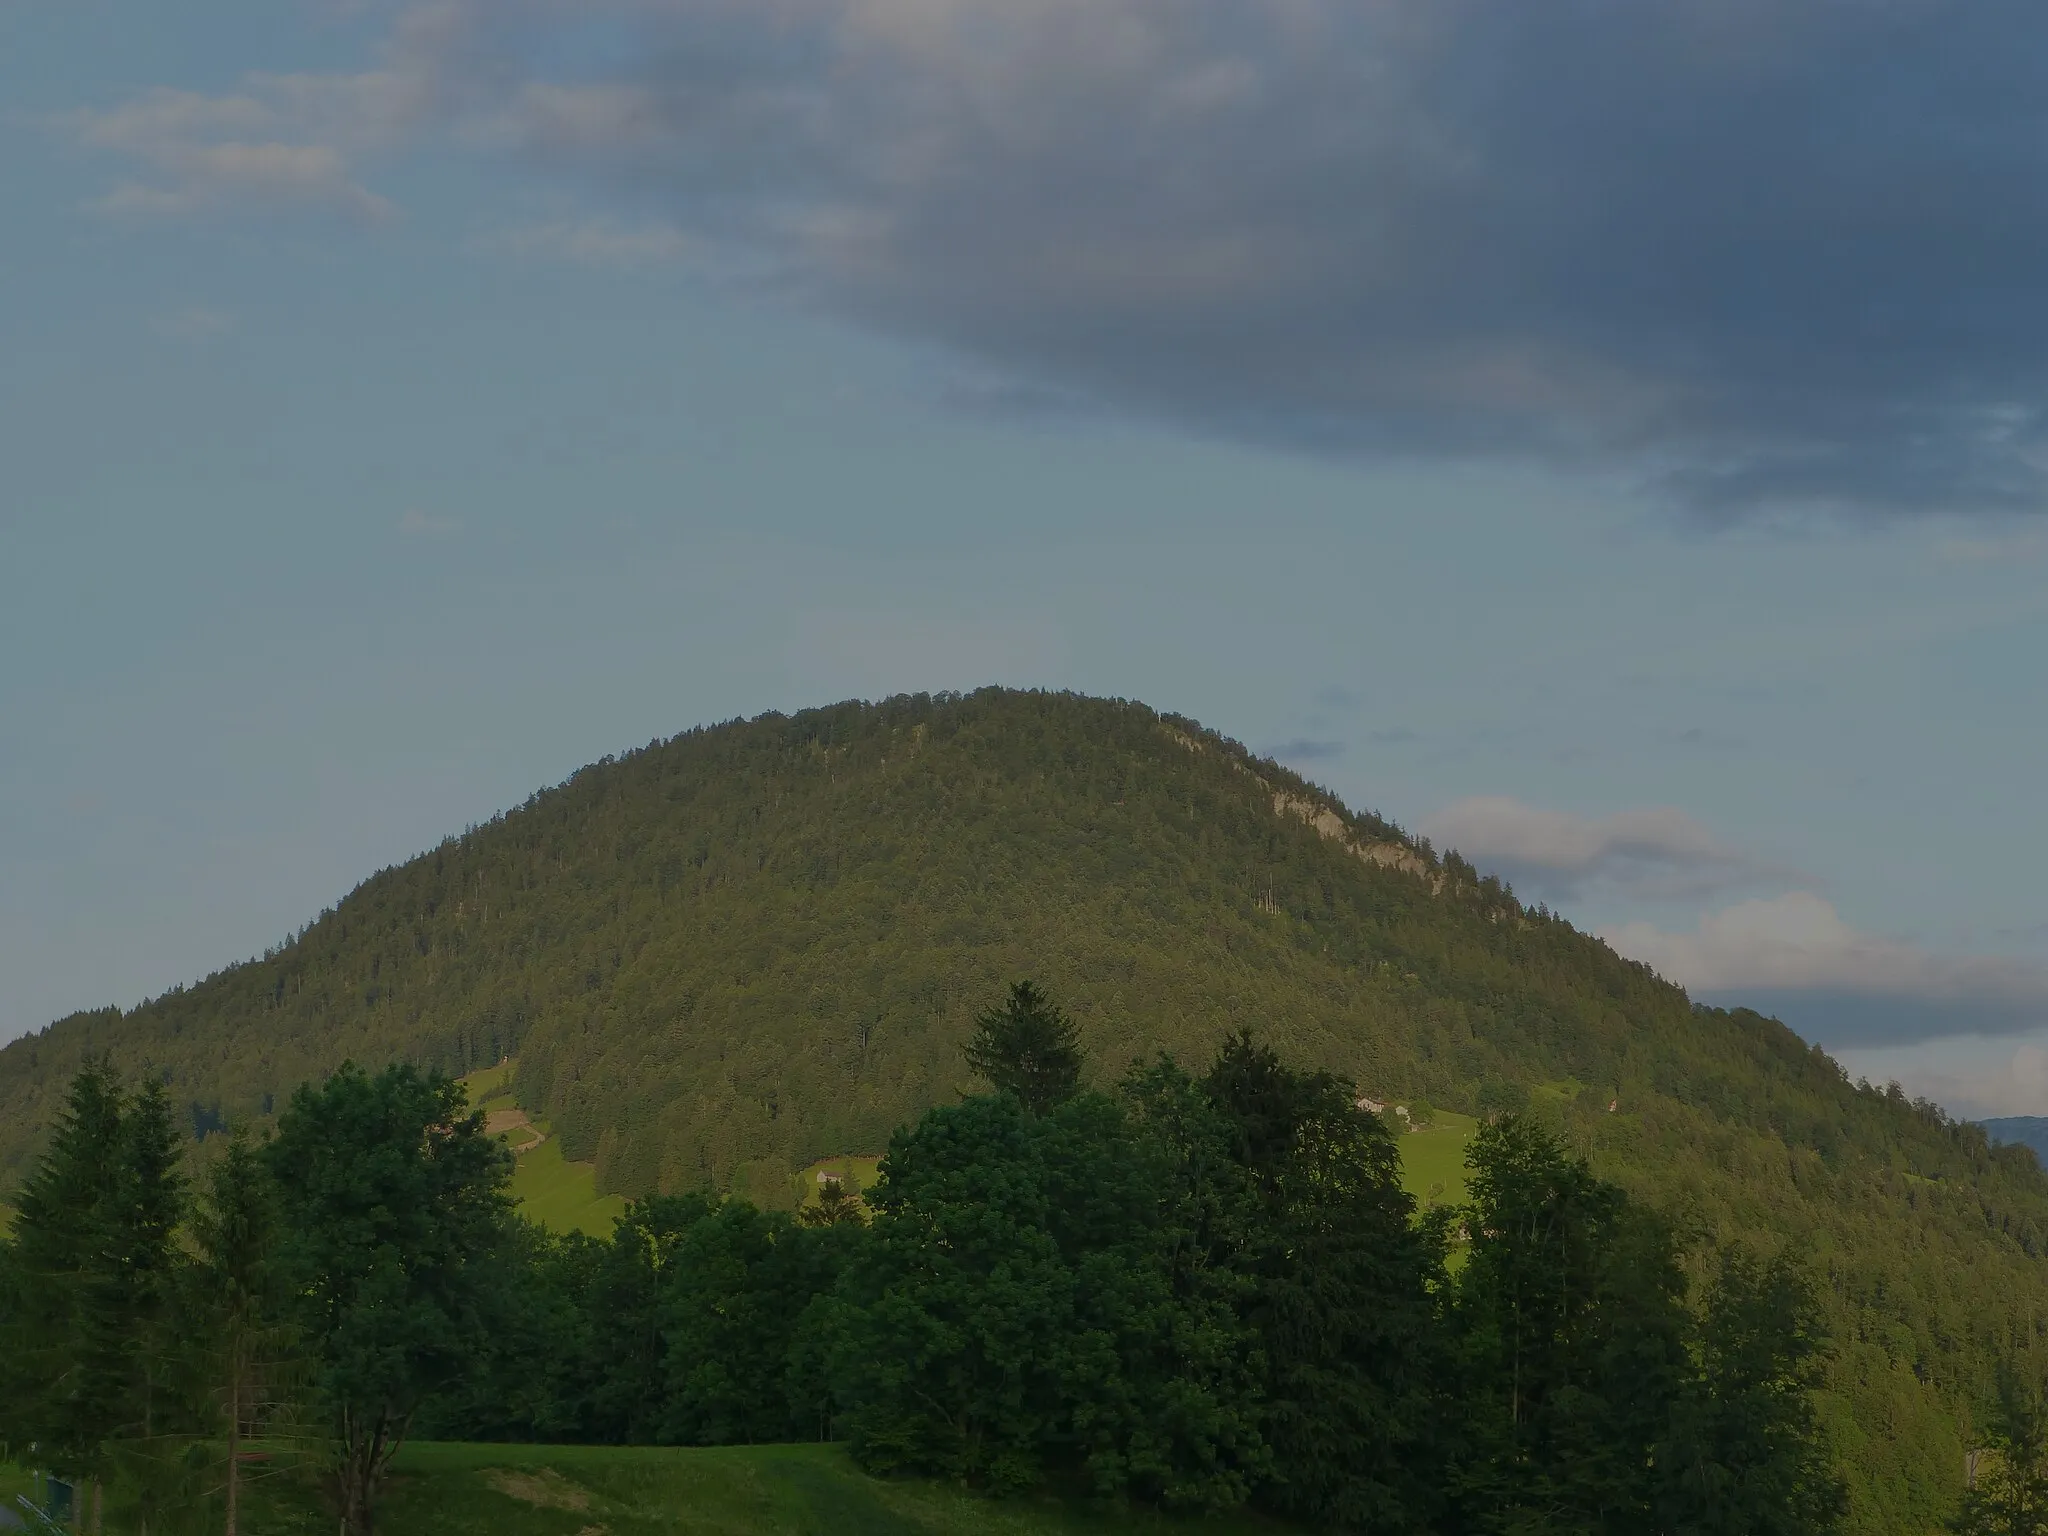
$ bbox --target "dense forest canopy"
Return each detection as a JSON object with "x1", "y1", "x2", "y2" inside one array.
[{"x1": 3, "y1": 687, "x2": 2047, "y2": 1531}]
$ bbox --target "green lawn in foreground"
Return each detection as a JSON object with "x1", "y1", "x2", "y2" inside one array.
[
  {"x1": 1, "y1": 1461, "x2": 39, "y2": 1521},
  {"x1": 244, "y1": 1441, "x2": 1289, "y2": 1536}
]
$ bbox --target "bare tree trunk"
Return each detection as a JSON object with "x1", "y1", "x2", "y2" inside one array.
[
  {"x1": 225, "y1": 1367, "x2": 242, "y2": 1536},
  {"x1": 90, "y1": 1478, "x2": 103, "y2": 1536}
]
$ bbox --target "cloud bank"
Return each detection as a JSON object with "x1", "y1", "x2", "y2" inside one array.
[
  {"x1": 66, "y1": 0, "x2": 2048, "y2": 516},
  {"x1": 1425, "y1": 795, "x2": 1771, "y2": 901},
  {"x1": 1604, "y1": 892, "x2": 2048, "y2": 1047},
  {"x1": 1432, "y1": 796, "x2": 2048, "y2": 1049}
]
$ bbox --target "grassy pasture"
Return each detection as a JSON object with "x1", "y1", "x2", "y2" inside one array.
[
  {"x1": 1396, "y1": 1108, "x2": 1477, "y2": 1213},
  {"x1": 459, "y1": 1063, "x2": 626, "y2": 1238},
  {"x1": 513, "y1": 1133, "x2": 628, "y2": 1237},
  {"x1": 232, "y1": 1441, "x2": 1287, "y2": 1535}
]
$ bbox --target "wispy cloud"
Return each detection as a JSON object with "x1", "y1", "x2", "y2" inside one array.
[
  {"x1": 69, "y1": 85, "x2": 404, "y2": 222},
  {"x1": 1829, "y1": 1033, "x2": 2048, "y2": 1119},
  {"x1": 1425, "y1": 796, "x2": 1782, "y2": 901}
]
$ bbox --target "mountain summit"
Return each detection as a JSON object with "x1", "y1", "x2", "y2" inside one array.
[{"x1": 0, "y1": 687, "x2": 2040, "y2": 1529}]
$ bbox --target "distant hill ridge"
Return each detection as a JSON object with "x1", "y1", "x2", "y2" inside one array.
[
  {"x1": 1982, "y1": 1117, "x2": 2048, "y2": 1163},
  {"x1": 3, "y1": 687, "x2": 2047, "y2": 1533}
]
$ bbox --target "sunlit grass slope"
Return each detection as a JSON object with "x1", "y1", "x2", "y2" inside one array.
[
  {"x1": 242, "y1": 1442, "x2": 1285, "y2": 1536},
  {"x1": 1396, "y1": 1111, "x2": 1476, "y2": 1212},
  {"x1": 461, "y1": 1064, "x2": 627, "y2": 1238}
]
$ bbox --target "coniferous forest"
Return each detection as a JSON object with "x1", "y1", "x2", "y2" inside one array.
[
  {"x1": 3, "y1": 990, "x2": 1856, "y2": 1536},
  {"x1": 4, "y1": 689, "x2": 2048, "y2": 1532}
]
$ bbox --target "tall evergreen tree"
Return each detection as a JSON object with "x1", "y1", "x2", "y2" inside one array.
[
  {"x1": 4, "y1": 1061, "x2": 130, "y2": 1524},
  {"x1": 190, "y1": 1125, "x2": 291, "y2": 1536},
  {"x1": 97, "y1": 1078, "x2": 191, "y2": 1536},
  {"x1": 963, "y1": 980, "x2": 1082, "y2": 1114}
]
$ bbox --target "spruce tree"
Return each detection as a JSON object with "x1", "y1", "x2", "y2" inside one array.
[
  {"x1": 963, "y1": 980, "x2": 1082, "y2": 1114},
  {"x1": 97, "y1": 1078, "x2": 189, "y2": 1536},
  {"x1": 191, "y1": 1126, "x2": 289, "y2": 1536},
  {"x1": 5, "y1": 1061, "x2": 128, "y2": 1514}
]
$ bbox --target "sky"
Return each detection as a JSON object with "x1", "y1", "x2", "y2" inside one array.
[{"x1": 6, "y1": 0, "x2": 2048, "y2": 1116}]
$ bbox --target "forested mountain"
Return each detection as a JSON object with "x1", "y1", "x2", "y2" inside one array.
[{"x1": 1, "y1": 687, "x2": 2044, "y2": 1532}]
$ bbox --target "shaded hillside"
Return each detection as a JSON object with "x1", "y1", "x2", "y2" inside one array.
[{"x1": 2, "y1": 688, "x2": 2046, "y2": 1531}]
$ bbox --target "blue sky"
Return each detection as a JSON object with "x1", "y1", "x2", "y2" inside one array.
[{"x1": 8, "y1": 0, "x2": 2048, "y2": 1115}]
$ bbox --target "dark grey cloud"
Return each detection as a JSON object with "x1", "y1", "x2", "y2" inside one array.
[
  {"x1": 83, "y1": 0, "x2": 2048, "y2": 516},
  {"x1": 491, "y1": 0, "x2": 2048, "y2": 518}
]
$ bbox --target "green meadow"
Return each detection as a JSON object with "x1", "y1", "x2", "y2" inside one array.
[
  {"x1": 1395, "y1": 1110, "x2": 1477, "y2": 1212},
  {"x1": 228, "y1": 1442, "x2": 1285, "y2": 1536},
  {"x1": 461, "y1": 1064, "x2": 626, "y2": 1238},
  {"x1": 468, "y1": 1050, "x2": 1488, "y2": 1240}
]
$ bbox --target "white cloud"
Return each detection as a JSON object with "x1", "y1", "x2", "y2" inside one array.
[
  {"x1": 60, "y1": 3, "x2": 450, "y2": 224},
  {"x1": 71, "y1": 88, "x2": 402, "y2": 222},
  {"x1": 1424, "y1": 795, "x2": 1775, "y2": 899},
  {"x1": 1828, "y1": 1032, "x2": 2048, "y2": 1120},
  {"x1": 1602, "y1": 892, "x2": 2048, "y2": 1046}
]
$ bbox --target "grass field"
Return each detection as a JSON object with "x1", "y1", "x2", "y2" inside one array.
[
  {"x1": 1, "y1": 1460, "x2": 39, "y2": 1528},
  {"x1": 513, "y1": 1134, "x2": 629, "y2": 1236},
  {"x1": 1396, "y1": 1109, "x2": 1477, "y2": 1212},
  {"x1": 230, "y1": 1441, "x2": 1287, "y2": 1536},
  {"x1": 455, "y1": 1053, "x2": 1507, "y2": 1239},
  {"x1": 459, "y1": 1063, "x2": 627, "y2": 1238}
]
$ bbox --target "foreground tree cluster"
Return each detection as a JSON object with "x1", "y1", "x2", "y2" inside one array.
[{"x1": 1, "y1": 986, "x2": 1850, "y2": 1534}]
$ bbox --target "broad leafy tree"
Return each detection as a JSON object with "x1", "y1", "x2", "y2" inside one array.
[
  {"x1": 1656, "y1": 1246, "x2": 1845, "y2": 1533},
  {"x1": 265, "y1": 1063, "x2": 512, "y2": 1536},
  {"x1": 1201, "y1": 1031, "x2": 1446, "y2": 1530},
  {"x1": 1954, "y1": 1367, "x2": 2048, "y2": 1536},
  {"x1": 1450, "y1": 1114, "x2": 1692, "y2": 1534}
]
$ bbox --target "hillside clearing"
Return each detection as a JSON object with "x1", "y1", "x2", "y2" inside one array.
[{"x1": 461, "y1": 1066, "x2": 626, "y2": 1238}]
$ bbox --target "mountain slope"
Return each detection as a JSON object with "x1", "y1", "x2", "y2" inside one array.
[{"x1": 1, "y1": 688, "x2": 2043, "y2": 1532}]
